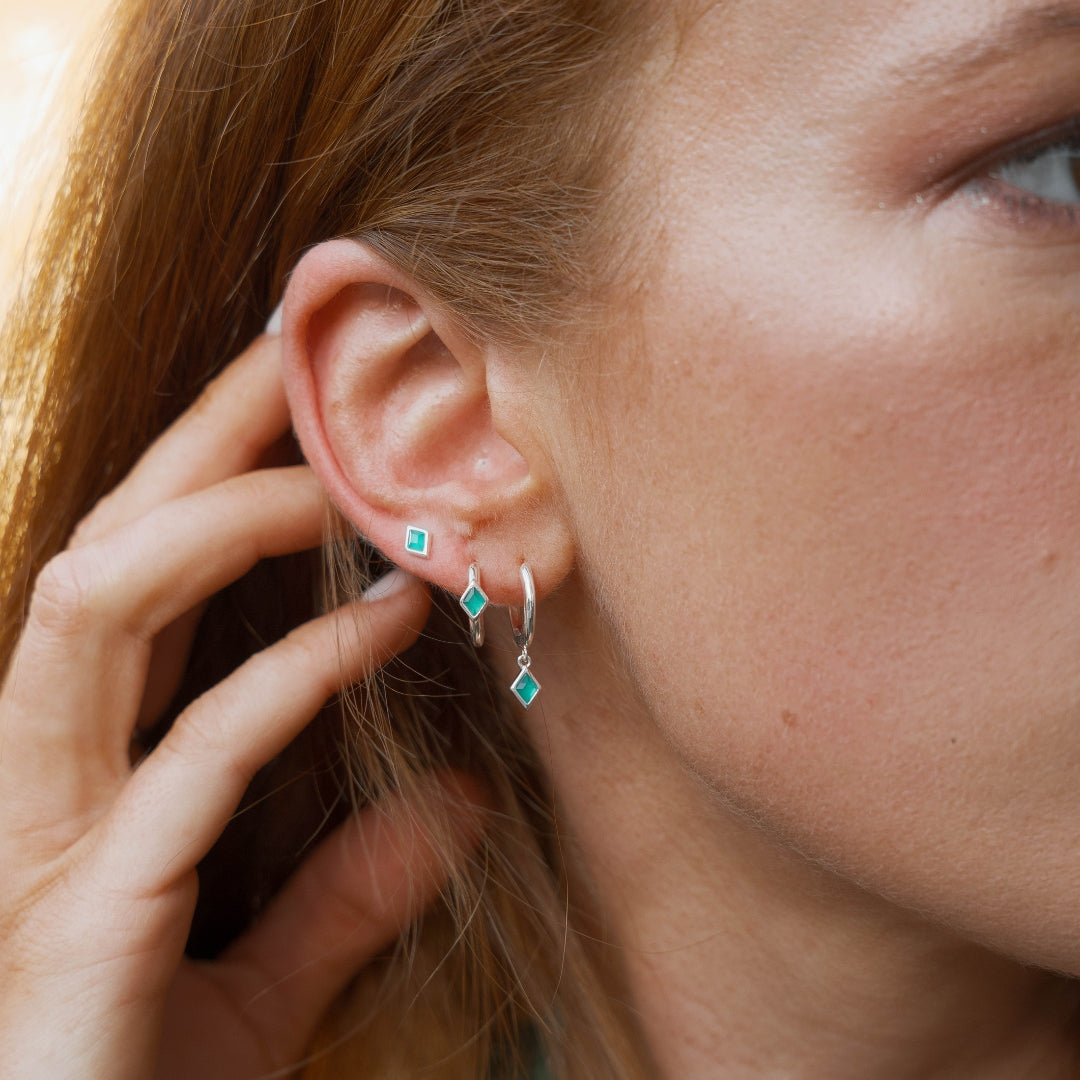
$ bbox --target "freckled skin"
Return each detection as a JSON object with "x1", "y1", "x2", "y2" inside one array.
[{"x1": 536, "y1": 0, "x2": 1080, "y2": 976}]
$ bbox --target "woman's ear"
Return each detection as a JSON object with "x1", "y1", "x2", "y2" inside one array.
[{"x1": 280, "y1": 238, "x2": 573, "y2": 604}]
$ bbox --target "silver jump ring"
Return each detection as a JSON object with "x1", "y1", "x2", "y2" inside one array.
[{"x1": 509, "y1": 563, "x2": 535, "y2": 653}]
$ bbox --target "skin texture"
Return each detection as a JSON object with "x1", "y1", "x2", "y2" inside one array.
[
  {"x1": 5, "y1": 0, "x2": 1080, "y2": 1076},
  {"x1": 531, "y1": 0, "x2": 1080, "y2": 1072},
  {"x1": 281, "y1": 0, "x2": 1080, "y2": 1076},
  {"x1": 557, "y1": 0, "x2": 1080, "y2": 965}
]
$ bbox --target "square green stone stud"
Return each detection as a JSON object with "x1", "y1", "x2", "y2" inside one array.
[{"x1": 404, "y1": 525, "x2": 430, "y2": 559}]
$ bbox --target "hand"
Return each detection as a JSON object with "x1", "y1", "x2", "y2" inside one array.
[{"x1": 0, "y1": 333, "x2": 479, "y2": 1080}]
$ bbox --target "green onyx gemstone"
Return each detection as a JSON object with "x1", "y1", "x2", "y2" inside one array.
[
  {"x1": 404, "y1": 526, "x2": 430, "y2": 557},
  {"x1": 460, "y1": 585, "x2": 488, "y2": 619},
  {"x1": 511, "y1": 668, "x2": 541, "y2": 708}
]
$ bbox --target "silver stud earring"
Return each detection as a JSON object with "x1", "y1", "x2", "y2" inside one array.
[
  {"x1": 508, "y1": 563, "x2": 541, "y2": 708},
  {"x1": 404, "y1": 525, "x2": 431, "y2": 558},
  {"x1": 459, "y1": 563, "x2": 489, "y2": 647}
]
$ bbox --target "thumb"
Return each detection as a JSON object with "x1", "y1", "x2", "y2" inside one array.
[{"x1": 168, "y1": 772, "x2": 488, "y2": 1077}]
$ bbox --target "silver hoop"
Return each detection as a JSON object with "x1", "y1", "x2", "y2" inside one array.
[
  {"x1": 508, "y1": 564, "x2": 541, "y2": 708},
  {"x1": 509, "y1": 563, "x2": 535, "y2": 652}
]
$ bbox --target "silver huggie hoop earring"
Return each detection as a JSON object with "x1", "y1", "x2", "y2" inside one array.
[
  {"x1": 459, "y1": 563, "x2": 489, "y2": 647},
  {"x1": 509, "y1": 563, "x2": 541, "y2": 708}
]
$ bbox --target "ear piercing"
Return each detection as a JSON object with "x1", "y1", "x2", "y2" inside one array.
[
  {"x1": 508, "y1": 563, "x2": 541, "y2": 708},
  {"x1": 405, "y1": 531, "x2": 488, "y2": 646},
  {"x1": 435, "y1": 541, "x2": 543, "y2": 710},
  {"x1": 404, "y1": 525, "x2": 431, "y2": 558},
  {"x1": 459, "y1": 563, "x2": 489, "y2": 647}
]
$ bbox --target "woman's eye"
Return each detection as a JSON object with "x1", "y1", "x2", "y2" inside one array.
[
  {"x1": 988, "y1": 140, "x2": 1080, "y2": 206},
  {"x1": 960, "y1": 131, "x2": 1080, "y2": 230}
]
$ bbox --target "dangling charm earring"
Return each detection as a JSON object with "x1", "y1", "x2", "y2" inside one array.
[
  {"x1": 459, "y1": 563, "x2": 489, "y2": 647},
  {"x1": 508, "y1": 563, "x2": 541, "y2": 708}
]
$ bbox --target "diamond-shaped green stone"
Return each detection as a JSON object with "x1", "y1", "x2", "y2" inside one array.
[
  {"x1": 460, "y1": 584, "x2": 488, "y2": 619},
  {"x1": 511, "y1": 668, "x2": 541, "y2": 708}
]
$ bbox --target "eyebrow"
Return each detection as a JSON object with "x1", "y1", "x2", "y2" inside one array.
[{"x1": 894, "y1": 3, "x2": 1080, "y2": 84}]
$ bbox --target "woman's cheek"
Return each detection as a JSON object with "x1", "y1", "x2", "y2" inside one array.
[{"x1": 570, "y1": 220, "x2": 1080, "y2": 961}]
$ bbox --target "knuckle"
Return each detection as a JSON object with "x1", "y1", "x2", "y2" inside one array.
[
  {"x1": 170, "y1": 692, "x2": 233, "y2": 760},
  {"x1": 165, "y1": 714, "x2": 259, "y2": 794},
  {"x1": 234, "y1": 467, "x2": 279, "y2": 504},
  {"x1": 186, "y1": 355, "x2": 263, "y2": 435},
  {"x1": 279, "y1": 625, "x2": 337, "y2": 694},
  {"x1": 27, "y1": 554, "x2": 99, "y2": 639},
  {"x1": 234, "y1": 465, "x2": 304, "y2": 508},
  {"x1": 169, "y1": 680, "x2": 258, "y2": 779},
  {"x1": 314, "y1": 853, "x2": 388, "y2": 929},
  {"x1": 280, "y1": 621, "x2": 319, "y2": 660}
]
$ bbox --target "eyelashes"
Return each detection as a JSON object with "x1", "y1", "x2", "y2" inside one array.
[
  {"x1": 955, "y1": 120, "x2": 1080, "y2": 229},
  {"x1": 989, "y1": 139, "x2": 1080, "y2": 207}
]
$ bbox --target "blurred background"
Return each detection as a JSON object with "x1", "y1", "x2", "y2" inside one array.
[
  {"x1": 0, "y1": 0, "x2": 110, "y2": 513},
  {"x1": 0, "y1": 0, "x2": 111, "y2": 301}
]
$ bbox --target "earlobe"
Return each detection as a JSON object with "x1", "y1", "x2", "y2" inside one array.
[{"x1": 280, "y1": 239, "x2": 574, "y2": 605}]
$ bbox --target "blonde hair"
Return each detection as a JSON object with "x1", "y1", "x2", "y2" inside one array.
[{"x1": 0, "y1": 0, "x2": 657, "y2": 1075}]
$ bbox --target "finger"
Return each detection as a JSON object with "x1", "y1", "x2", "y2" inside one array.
[
  {"x1": 2, "y1": 467, "x2": 324, "y2": 818},
  {"x1": 159, "y1": 774, "x2": 487, "y2": 1079},
  {"x1": 69, "y1": 334, "x2": 288, "y2": 548},
  {"x1": 99, "y1": 572, "x2": 431, "y2": 894},
  {"x1": 72, "y1": 466, "x2": 327, "y2": 638}
]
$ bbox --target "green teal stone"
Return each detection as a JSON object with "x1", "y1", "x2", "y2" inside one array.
[
  {"x1": 460, "y1": 585, "x2": 488, "y2": 619},
  {"x1": 405, "y1": 527, "x2": 429, "y2": 555},
  {"x1": 511, "y1": 669, "x2": 540, "y2": 708}
]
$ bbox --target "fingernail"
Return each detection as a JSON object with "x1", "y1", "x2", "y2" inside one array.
[
  {"x1": 264, "y1": 300, "x2": 284, "y2": 335},
  {"x1": 361, "y1": 568, "x2": 411, "y2": 602}
]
